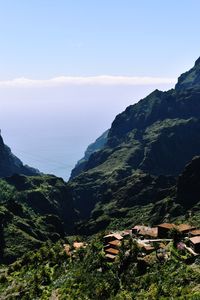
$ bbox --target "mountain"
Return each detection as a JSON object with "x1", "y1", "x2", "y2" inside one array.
[
  {"x1": 175, "y1": 57, "x2": 200, "y2": 90},
  {"x1": 72, "y1": 58, "x2": 200, "y2": 179},
  {"x1": 0, "y1": 133, "x2": 82, "y2": 264},
  {"x1": 78, "y1": 155, "x2": 200, "y2": 234},
  {"x1": 0, "y1": 133, "x2": 79, "y2": 263},
  {"x1": 176, "y1": 155, "x2": 200, "y2": 209},
  {"x1": 0, "y1": 174, "x2": 77, "y2": 263},
  {"x1": 2, "y1": 56, "x2": 200, "y2": 261},
  {"x1": 0, "y1": 134, "x2": 39, "y2": 177},
  {"x1": 70, "y1": 57, "x2": 200, "y2": 232},
  {"x1": 70, "y1": 129, "x2": 109, "y2": 179},
  {"x1": 1, "y1": 58, "x2": 200, "y2": 298}
]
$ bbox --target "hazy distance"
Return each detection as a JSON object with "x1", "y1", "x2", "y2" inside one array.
[{"x1": 0, "y1": 82, "x2": 174, "y2": 179}]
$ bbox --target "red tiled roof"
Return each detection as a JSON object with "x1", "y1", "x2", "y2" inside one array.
[
  {"x1": 157, "y1": 223, "x2": 176, "y2": 229},
  {"x1": 105, "y1": 248, "x2": 119, "y2": 255},
  {"x1": 132, "y1": 226, "x2": 158, "y2": 237},
  {"x1": 103, "y1": 233, "x2": 123, "y2": 240},
  {"x1": 190, "y1": 230, "x2": 200, "y2": 236},
  {"x1": 108, "y1": 240, "x2": 121, "y2": 247},
  {"x1": 105, "y1": 253, "x2": 116, "y2": 260},
  {"x1": 177, "y1": 224, "x2": 195, "y2": 232},
  {"x1": 189, "y1": 236, "x2": 200, "y2": 245}
]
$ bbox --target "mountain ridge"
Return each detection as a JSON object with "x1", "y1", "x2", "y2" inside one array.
[
  {"x1": 72, "y1": 57, "x2": 200, "y2": 178},
  {"x1": 69, "y1": 56, "x2": 200, "y2": 232}
]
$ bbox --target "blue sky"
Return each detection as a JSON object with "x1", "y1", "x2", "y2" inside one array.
[
  {"x1": 0, "y1": 0, "x2": 200, "y2": 179},
  {"x1": 0, "y1": 0, "x2": 200, "y2": 79}
]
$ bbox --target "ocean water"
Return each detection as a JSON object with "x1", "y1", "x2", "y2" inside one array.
[{"x1": 0, "y1": 84, "x2": 173, "y2": 180}]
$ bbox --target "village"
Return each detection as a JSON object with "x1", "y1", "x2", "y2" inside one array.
[
  {"x1": 103, "y1": 223, "x2": 200, "y2": 262},
  {"x1": 64, "y1": 222, "x2": 200, "y2": 263}
]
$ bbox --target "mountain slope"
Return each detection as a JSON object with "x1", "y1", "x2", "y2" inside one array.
[
  {"x1": 70, "y1": 57, "x2": 200, "y2": 229},
  {"x1": 75, "y1": 157, "x2": 200, "y2": 235},
  {"x1": 0, "y1": 174, "x2": 77, "y2": 263}
]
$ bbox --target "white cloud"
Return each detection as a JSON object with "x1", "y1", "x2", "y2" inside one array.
[{"x1": 0, "y1": 75, "x2": 176, "y2": 88}]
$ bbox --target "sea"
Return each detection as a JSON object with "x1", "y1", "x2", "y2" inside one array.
[{"x1": 0, "y1": 84, "x2": 173, "y2": 181}]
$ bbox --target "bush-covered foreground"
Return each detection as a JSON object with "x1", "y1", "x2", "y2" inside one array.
[{"x1": 0, "y1": 235, "x2": 200, "y2": 299}]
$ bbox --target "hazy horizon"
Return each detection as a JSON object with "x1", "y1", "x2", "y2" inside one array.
[{"x1": 1, "y1": 82, "x2": 174, "y2": 180}]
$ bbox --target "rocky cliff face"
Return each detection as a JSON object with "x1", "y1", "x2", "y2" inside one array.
[
  {"x1": 69, "y1": 57, "x2": 200, "y2": 230},
  {"x1": 0, "y1": 134, "x2": 39, "y2": 177}
]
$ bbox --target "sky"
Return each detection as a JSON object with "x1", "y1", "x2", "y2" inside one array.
[{"x1": 0, "y1": 0, "x2": 200, "y2": 179}]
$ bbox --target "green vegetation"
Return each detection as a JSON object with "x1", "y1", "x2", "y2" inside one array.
[
  {"x1": 0, "y1": 236, "x2": 200, "y2": 299},
  {"x1": 0, "y1": 175, "x2": 76, "y2": 263}
]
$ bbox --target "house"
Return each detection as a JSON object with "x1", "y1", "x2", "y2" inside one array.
[
  {"x1": 108, "y1": 239, "x2": 121, "y2": 249},
  {"x1": 121, "y1": 230, "x2": 132, "y2": 239},
  {"x1": 177, "y1": 224, "x2": 196, "y2": 234},
  {"x1": 103, "y1": 233, "x2": 123, "y2": 244},
  {"x1": 189, "y1": 229, "x2": 200, "y2": 237},
  {"x1": 132, "y1": 225, "x2": 147, "y2": 236},
  {"x1": 105, "y1": 253, "x2": 116, "y2": 261},
  {"x1": 138, "y1": 243, "x2": 155, "y2": 254},
  {"x1": 73, "y1": 242, "x2": 86, "y2": 250},
  {"x1": 104, "y1": 244, "x2": 120, "y2": 261},
  {"x1": 189, "y1": 236, "x2": 200, "y2": 253},
  {"x1": 157, "y1": 223, "x2": 176, "y2": 238},
  {"x1": 64, "y1": 242, "x2": 87, "y2": 256},
  {"x1": 132, "y1": 225, "x2": 158, "y2": 238},
  {"x1": 105, "y1": 247, "x2": 119, "y2": 256},
  {"x1": 104, "y1": 233, "x2": 123, "y2": 260},
  {"x1": 105, "y1": 247, "x2": 119, "y2": 255}
]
